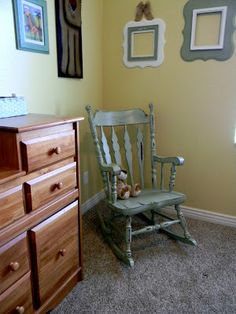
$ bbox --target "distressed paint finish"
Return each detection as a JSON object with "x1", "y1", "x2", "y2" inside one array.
[
  {"x1": 86, "y1": 104, "x2": 197, "y2": 267},
  {"x1": 125, "y1": 216, "x2": 133, "y2": 261},
  {"x1": 149, "y1": 103, "x2": 157, "y2": 188},
  {"x1": 101, "y1": 126, "x2": 112, "y2": 164},
  {"x1": 94, "y1": 108, "x2": 149, "y2": 126},
  {"x1": 124, "y1": 125, "x2": 134, "y2": 187},
  {"x1": 175, "y1": 204, "x2": 193, "y2": 241},
  {"x1": 169, "y1": 164, "x2": 176, "y2": 192},
  {"x1": 86, "y1": 105, "x2": 109, "y2": 196},
  {"x1": 137, "y1": 127, "x2": 144, "y2": 189},
  {"x1": 111, "y1": 127, "x2": 122, "y2": 166},
  {"x1": 110, "y1": 171, "x2": 117, "y2": 203}
]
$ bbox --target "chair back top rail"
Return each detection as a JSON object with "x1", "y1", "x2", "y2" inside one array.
[{"x1": 93, "y1": 108, "x2": 149, "y2": 126}]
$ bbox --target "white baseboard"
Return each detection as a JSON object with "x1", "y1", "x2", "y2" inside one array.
[
  {"x1": 181, "y1": 206, "x2": 236, "y2": 228},
  {"x1": 81, "y1": 190, "x2": 105, "y2": 214},
  {"x1": 81, "y1": 191, "x2": 236, "y2": 228}
]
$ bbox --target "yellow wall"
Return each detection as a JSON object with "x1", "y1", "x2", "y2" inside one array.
[
  {"x1": 0, "y1": 0, "x2": 104, "y2": 202},
  {"x1": 102, "y1": 0, "x2": 236, "y2": 216},
  {"x1": 1, "y1": 0, "x2": 236, "y2": 216}
]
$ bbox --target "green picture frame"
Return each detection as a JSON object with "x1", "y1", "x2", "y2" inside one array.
[
  {"x1": 181, "y1": 0, "x2": 236, "y2": 61},
  {"x1": 127, "y1": 24, "x2": 159, "y2": 62},
  {"x1": 123, "y1": 19, "x2": 166, "y2": 68},
  {"x1": 12, "y1": 0, "x2": 49, "y2": 54}
]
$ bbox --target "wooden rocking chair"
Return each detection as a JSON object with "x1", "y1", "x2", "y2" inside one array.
[{"x1": 86, "y1": 104, "x2": 196, "y2": 267}]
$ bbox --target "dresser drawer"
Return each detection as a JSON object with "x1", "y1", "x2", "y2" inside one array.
[
  {"x1": 0, "y1": 232, "x2": 30, "y2": 294},
  {"x1": 29, "y1": 201, "x2": 79, "y2": 306},
  {"x1": 0, "y1": 272, "x2": 33, "y2": 314},
  {"x1": 21, "y1": 130, "x2": 76, "y2": 172},
  {"x1": 24, "y1": 162, "x2": 77, "y2": 212},
  {"x1": 0, "y1": 185, "x2": 25, "y2": 230}
]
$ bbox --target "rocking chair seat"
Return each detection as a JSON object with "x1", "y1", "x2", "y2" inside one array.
[{"x1": 108, "y1": 189, "x2": 186, "y2": 216}]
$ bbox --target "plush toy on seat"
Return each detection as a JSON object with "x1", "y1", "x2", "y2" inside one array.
[
  {"x1": 117, "y1": 169, "x2": 141, "y2": 200},
  {"x1": 117, "y1": 169, "x2": 131, "y2": 200},
  {"x1": 130, "y1": 183, "x2": 141, "y2": 197}
]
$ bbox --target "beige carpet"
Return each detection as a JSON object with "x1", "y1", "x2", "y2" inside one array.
[{"x1": 53, "y1": 205, "x2": 236, "y2": 314}]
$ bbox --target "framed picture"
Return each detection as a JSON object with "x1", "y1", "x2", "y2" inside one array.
[
  {"x1": 12, "y1": 0, "x2": 49, "y2": 53},
  {"x1": 181, "y1": 0, "x2": 236, "y2": 61},
  {"x1": 55, "y1": 0, "x2": 83, "y2": 79},
  {"x1": 123, "y1": 19, "x2": 166, "y2": 68},
  {"x1": 190, "y1": 6, "x2": 227, "y2": 51}
]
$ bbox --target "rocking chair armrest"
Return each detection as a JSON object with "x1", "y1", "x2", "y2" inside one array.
[
  {"x1": 101, "y1": 163, "x2": 120, "y2": 204},
  {"x1": 153, "y1": 155, "x2": 184, "y2": 166},
  {"x1": 101, "y1": 163, "x2": 121, "y2": 175}
]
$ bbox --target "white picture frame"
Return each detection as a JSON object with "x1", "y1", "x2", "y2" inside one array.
[
  {"x1": 123, "y1": 18, "x2": 166, "y2": 68},
  {"x1": 190, "y1": 6, "x2": 227, "y2": 51}
]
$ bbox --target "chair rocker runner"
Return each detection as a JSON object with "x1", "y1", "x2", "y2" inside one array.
[{"x1": 86, "y1": 104, "x2": 196, "y2": 267}]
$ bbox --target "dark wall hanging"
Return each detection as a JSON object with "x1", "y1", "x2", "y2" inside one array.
[
  {"x1": 181, "y1": 0, "x2": 236, "y2": 61},
  {"x1": 55, "y1": 0, "x2": 83, "y2": 78}
]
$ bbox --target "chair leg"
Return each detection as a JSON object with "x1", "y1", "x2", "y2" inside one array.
[
  {"x1": 151, "y1": 210, "x2": 156, "y2": 225},
  {"x1": 159, "y1": 205, "x2": 197, "y2": 246},
  {"x1": 125, "y1": 216, "x2": 134, "y2": 267},
  {"x1": 96, "y1": 207, "x2": 134, "y2": 267},
  {"x1": 175, "y1": 204, "x2": 197, "y2": 245},
  {"x1": 175, "y1": 204, "x2": 190, "y2": 238}
]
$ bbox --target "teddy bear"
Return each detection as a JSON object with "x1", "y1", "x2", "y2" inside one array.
[
  {"x1": 117, "y1": 169, "x2": 141, "y2": 200},
  {"x1": 117, "y1": 169, "x2": 131, "y2": 200}
]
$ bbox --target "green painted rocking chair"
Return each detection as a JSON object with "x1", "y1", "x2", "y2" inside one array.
[{"x1": 86, "y1": 104, "x2": 196, "y2": 267}]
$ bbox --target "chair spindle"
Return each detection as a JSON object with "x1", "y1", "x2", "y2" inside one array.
[
  {"x1": 124, "y1": 125, "x2": 134, "y2": 187},
  {"x1": 111, "y1": 126, "x2": 122, "y2": 167},
  {"x1": 101, "y1": 126, "x2": 111, "y2": 164},
  {"x1": 137, "y1": 127, "x2": 145, "y2": 189}
]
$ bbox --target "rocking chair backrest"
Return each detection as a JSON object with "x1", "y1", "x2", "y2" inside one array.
[{"x1": 86, "y1": 104, "x2": 158, "y2": 193}]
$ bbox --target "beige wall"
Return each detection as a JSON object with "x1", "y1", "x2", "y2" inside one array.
[
  {"x1": 0, "y1": 0, "x2": 104, "y2": 202},
  {"x1": 102, "y1": 0, "x2": 236, "y2": 216},
  {"x1": 1, "y1": 0, "x2": 236, "y2": 215}
]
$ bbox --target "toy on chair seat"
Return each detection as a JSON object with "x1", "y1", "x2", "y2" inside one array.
[
  {"x1": 117, "y1": 169, "x2": 131, "y2": 200},
  {"x1": 117, "y1": 169, "x2": 141, "y2": 199},
  {"x1": 130, "y1": 183, "x2": 141, "y2": 197}
]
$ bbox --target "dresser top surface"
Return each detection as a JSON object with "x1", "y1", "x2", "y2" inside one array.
[{"x1": 0, "y1": 113, "x2": 84, "y2": 133}]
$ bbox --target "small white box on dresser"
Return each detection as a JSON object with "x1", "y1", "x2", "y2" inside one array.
[{"x1": 0, "y1": 95, "x2": 28, "y2": 118}]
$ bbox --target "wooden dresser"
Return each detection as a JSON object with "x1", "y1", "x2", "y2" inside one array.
[{"x1": 0, "y1": 114, "x2": 84, "y2": 313}]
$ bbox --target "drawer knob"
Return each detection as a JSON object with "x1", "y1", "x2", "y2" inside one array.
[
  {"x1": 16, "y1": 306, "x2": 25, "y2": 314},
  {"x1": 56, "y1": 182, "x2": 63, "y2": 190},
  {"x1": 59, "y1": 249, "x2": 66, "y2": 256},
  {"x1": 10, "y1": 261, "x2": 20, "y2": 271},
  {"x1": 54, "y1": 146, "x2": 61, "y2": 154}
]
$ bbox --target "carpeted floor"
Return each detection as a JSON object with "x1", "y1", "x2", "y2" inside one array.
[{"x1": 52, "y1": 204, "x2": 236, "y2": 314}]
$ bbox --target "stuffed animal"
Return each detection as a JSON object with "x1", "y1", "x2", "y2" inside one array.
[
  {"x1": 117, "y1": 169, "x2": 141, "y2": 199},
  {"x1": 130, "y1": 183, "x2": 141, "y2": 197},
  {"x1": 117, "y1": 169, "x2": 131, "y2": 200}
]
